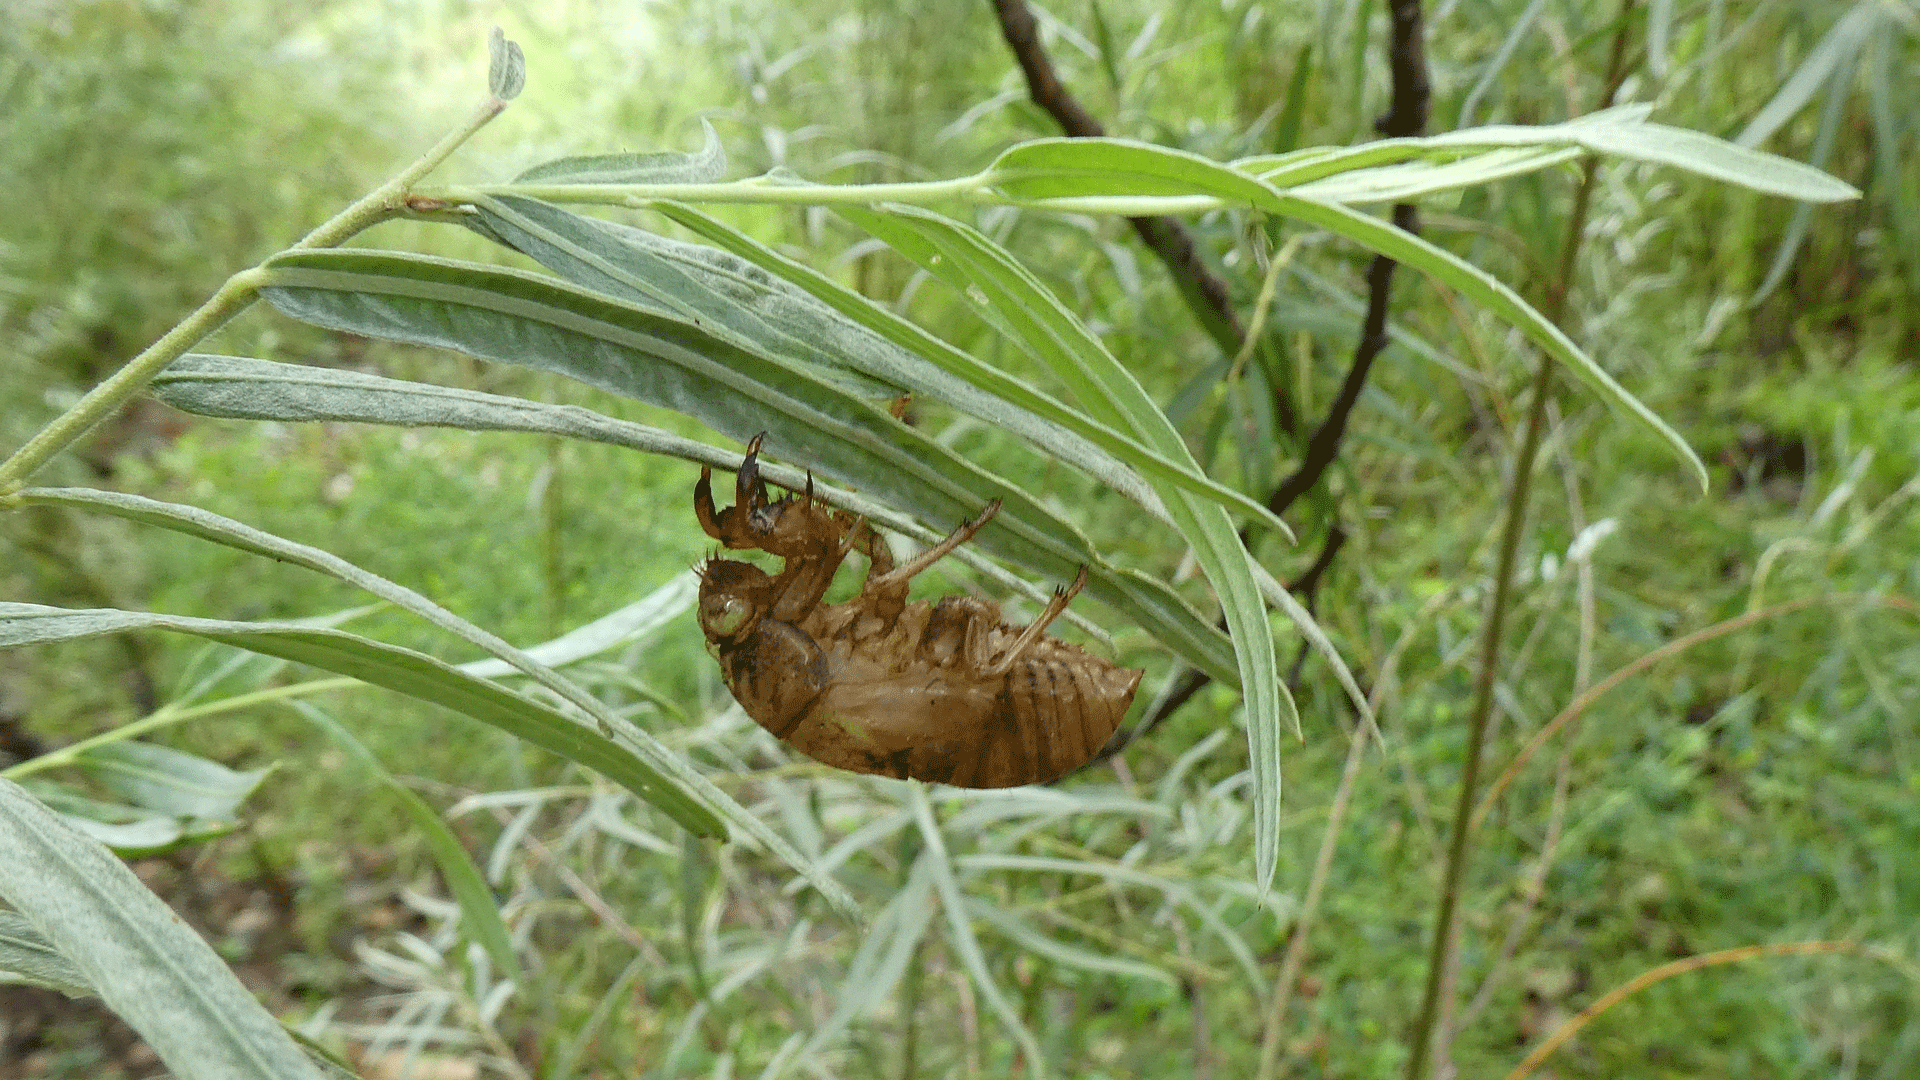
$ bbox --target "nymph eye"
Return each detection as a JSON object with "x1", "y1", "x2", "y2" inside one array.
[{"x1": 709, "y1": 598, "x2": 752, "y2": 637}]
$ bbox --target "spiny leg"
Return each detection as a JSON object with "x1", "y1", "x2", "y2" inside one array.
[
  {"x1": 979, "y1": 565, "x2": 1088, "y2": 677},
  {"x1": 860, "y1": 499, "x2": 1002, "y2": 597}
]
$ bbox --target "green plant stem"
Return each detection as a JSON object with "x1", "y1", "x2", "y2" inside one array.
[
  {"x1": 450, "y1": 175, "x2": 1254, "y2": 219},
  {"x1": 292, "y1": 95, "x2": 508, "y2": 251},
  {"x1": 1227, "y1": 234, "x2": 1304, "y2": 384},
  {"x1": 1405, "y1": 11, "x2": 1638, "y2": 1076},
  {"x1": 1403, "y1": 350, "x2": 1554, "y2": 1080},
  {"x1": 0, "y1": 272, "x2": 263, "y2": 495},
  {"x1": 0, "y1": 95, "x2": 508, "y2": 495},
  {"x1": 1, "y1": 676, "x2": 357, "y2": 780}
]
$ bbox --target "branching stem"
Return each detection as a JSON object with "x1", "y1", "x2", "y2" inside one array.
[{"x1": 0, "y1": 95, "x2": 508, "y2": 495}]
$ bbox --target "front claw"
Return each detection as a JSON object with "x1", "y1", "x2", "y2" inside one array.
[
  {"x1": 695, "y1": 466, "x2": 724, "y2": 541},
  {"x1": 738, "y1": 432, "x2": 770, "y2": 510},
  {"x1": 697, "y1": 433, "x2": 774, "y2": 547},
  {"x1": 743, "y1": 433, "x2": 795, "y2": 534}
]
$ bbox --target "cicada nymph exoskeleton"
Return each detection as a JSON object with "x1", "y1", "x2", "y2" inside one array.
[{"x1": 694, "y1": 437, "x2": 1143, "y2": 788}]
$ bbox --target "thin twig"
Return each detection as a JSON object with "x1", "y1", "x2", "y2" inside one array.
[
  {"x1": 1266, "y1": 0, "x2": 1429, "y2": 520},
  {"x1": 1504, "y1": 942, "x2": 1918, "y2": 1080},
  {"x1": 1404, "y1": 294, "x2": 1556, "y2": 1080},
  {"x1": 0, "y1": 94, "x2": 509, "y2": 494},
  {"x1": 1132, "y1": 0, "x2": 1430, "y2": 728},
  {"x1": 988, "y1": 0, "x2": 1255, "y2": 377}
]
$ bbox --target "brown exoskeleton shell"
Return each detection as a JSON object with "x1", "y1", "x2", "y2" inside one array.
[{"x1": 694, "y1": 438, "x2": 1143, "y2": 788}]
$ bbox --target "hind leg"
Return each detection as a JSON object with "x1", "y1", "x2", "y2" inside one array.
[
  {"x1": 968, "y1": 566, "x2": 1088, "y2": 677},
  {"x1": 860, "y1": 500, "x2": 1000, "y2": 602}
]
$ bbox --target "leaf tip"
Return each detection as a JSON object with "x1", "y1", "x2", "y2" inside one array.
[{"x1": 488, "y1": 27, "x2": 526, "y2": 101}]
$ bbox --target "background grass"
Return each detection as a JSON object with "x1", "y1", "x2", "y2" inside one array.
[{"x1": 2, "y1": 0, "x2": 1917, "y2": 1077}]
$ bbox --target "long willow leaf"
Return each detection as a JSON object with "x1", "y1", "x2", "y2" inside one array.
[
  {"x1": 840, "y1": 205, "x2": 1292, "y2": 896},
  {"x1": 150, "y1": 354, "x2": 1111, "y2": 644},
  {"x1": 612, "y1": 198, "x2": 1285, "y2": 535},
  {"x1": 251, "y1": 248, "x2": 1237, "y2": 682},
  {"x1": 0, "y1": 780, "x2": 325, "y2": 1080},
  {"x1": 988, "y1": 136, "x2": 1712, "y2": 491},
  {"x1": 1237, "y1": 104, "x2": 1859, "y2": 202},
  {"x1": 0, "y1": 601, "x2": 718, "y2": 836},
  {"x1": 11, "y1": 487, "x2": 861, "y2": 913},
  {"x1": 0, "y1": 911, "x2": 92, "y2": 997}
]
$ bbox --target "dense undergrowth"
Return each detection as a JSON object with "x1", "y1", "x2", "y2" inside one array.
[{"x1": 2, "y1": 1, "x2": 1916, "y2": 1077}]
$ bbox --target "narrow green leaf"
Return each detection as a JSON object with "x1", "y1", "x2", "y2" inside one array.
[
  {"x1": 956, "y1": 852, "x2": 1265, "y2": 997},
  {"x1": 1241, "y1": 105, "x2": 1654, "y2": 185},
  {"x1": 1750, "y1": 43, "x2": 1856, "y2": 304},
  {"x1": 1288, "y1": 145, "x2": 1585, "y2": 204},
  {"x1": 910, "y1": 787, "x2": 1047, "y2": 1078},
  {"x1": 476, "y1": 196, "x2": 1288, "y2": 535},
  {"x1": 0, "y1": 911, "x2": 93, "y2": 997},
  {"x1": 1252, "y1": 562, "x2": 1373, "y2": 732},
  {"x1": 11, "y1": 485, "x2": 859, "y2": 913},
  {"x1": 784, "y1": 809, "x2": 911, "y2": 894},
  {"x1": 245, "y1": 247, "x2": 1238, "y2": 683},
  {"x1": 474, "y1": 194, "x2": 896, "y2": 398},
  {"x1": 77, "y1": 741, "x2": 268, "y2": 820},
  {"x1": 1003, "y1": 136, "x2": 1696, "y2": 489},
  {"x1": 1088, "y1": 0, "x2": 1122, "y2": 94},
  {"x1": 0, "y1": 601, "x2": 722, "y2": 837},
  {"x1": 1241, "y1": 106, "x2": 1860, "y2": 203},
  {"x1": 289, "y1": 700, "x2": 518, "y2": 976},
  {"x1": 149, "y1": 356, "x2": 1116, "y2": 644},
  {"x1": 1646, "y1": 0, "x2": 1673, "y2": 79},
  {"x1": 1868, "y1": 33, "x2": 1920, "y2": 298},
  {"x1": 991, "y1": 136, "x2": 1281, "y2": 202},
  {"x1": 840, "y1": 204, "x2": 1292, "y2": 894},
  {"x1": 1734, "y1": 4, "x2": 1879, "y2": 148},
  {"x1": 1456, "y1": 0, "x2": 1550, "y2": 127},
  {"x1": 548, "y1": 955, "x2": 648, "y2": 1080},
  {"x1": 1343, "y1": 0, "x2": 1375, "y2": 127},
  {"x1": 514, "y1": 121, "x2": 724, "y2": 185},
  {"x1": 0, "y1": 778, "x2": 326, "y2": 1079},
  {"x1": 941, "y1": 788, "x2": 1170, "y2": 832},
  {"x1": 788, "y1": 859, "x2": 936, "y2": 1067},
  {"x1": 964, "y1": 899, "x2": 1177, "y2": 985},
  {"x1": 1272, "y1": 43, "x2": 1313, "y2": 154},
  {"x1": 1261, "y1": 195, "x2": 1711, "y2": 491},
  {"x1": 1154, "y1": 729, "x2": 1232, "y2": 809},
  {"x1": 455, "y1": 571, "x2": 697, "y2": 678},
  {"x1": 16, "y1": 777, "x2": 225, "y2": 856},
  {"x1": 1575, "y1": 120, "x2": 1859, "y2": 203}
]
